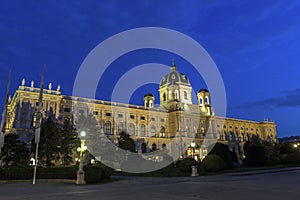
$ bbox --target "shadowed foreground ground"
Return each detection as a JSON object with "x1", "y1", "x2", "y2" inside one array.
[{"x1": 0, "y1": 170, "x2": 299, "y2": 200}]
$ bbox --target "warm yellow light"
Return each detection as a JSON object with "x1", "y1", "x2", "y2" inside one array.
[
  {"x1": 191, "y1": 142, "x2": 196, "y2": 148},
  {"x1": 294, "y1": 144, "x2": 298, "y2": 148},
  {"x1": 80, "y1": 131, "x2": 86, "y2": 137}
]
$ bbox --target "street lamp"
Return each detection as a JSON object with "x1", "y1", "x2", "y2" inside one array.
[
  {"x1": 191, "y1": 142, "x2": 196, "y2": 159},
  {"x1": 76, "y1": 130, "x2": 87, "y2": 185}
]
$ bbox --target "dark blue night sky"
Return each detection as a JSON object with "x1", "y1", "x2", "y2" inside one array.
[{"x1": 0, "y1": 0, "x2": 300, "y2": 138}]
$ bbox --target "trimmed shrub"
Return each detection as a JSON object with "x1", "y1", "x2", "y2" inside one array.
[
  {"x1": 0, "y1": 165, "x2": 113, "y2": 183},
  {"x1": 279, "y1": 154, "x2": 288, "y2": 164},
  {"x1": 208, "y1": 143, "x2": 233, "y2": 169},
  {"x1": 0, "y1": 167, "x2": 32, "y2": 180},
  {"x1": 202, "y1": 155, "x2": 226, "y2": 172},
  {"x1": 37, "y1": 166, "x2": 77, "y2": 179},
  {"x1": 284, "y1": 153, "x2": 300, "y2": 164},
  {"x1": 83, "y1": 165, "x2": 103, "y2": 184},
  {"x1": 94, "y1": 162, "x2": 114, "y2": 179},
  {"x1": 268, "y1": 156, "x2": 281, "y2": 166},
  {"x1": 176, "y1": 157, "x2": 199, "y2": 173}
]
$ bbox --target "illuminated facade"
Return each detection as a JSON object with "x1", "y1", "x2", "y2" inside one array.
[{"x1": 4, "y1": 62, "x2": 277, "y2": 161}]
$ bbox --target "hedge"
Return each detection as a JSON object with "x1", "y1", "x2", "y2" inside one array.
[
  {"x1": 176, "y1": 157, "x2": 199, "y2": 173},
  {"x1": 0, "y1": 164, "x2": 114, "y2": 184},
  {"x1": 202, "y1": 155, "x2": 226, "y2": 172}
]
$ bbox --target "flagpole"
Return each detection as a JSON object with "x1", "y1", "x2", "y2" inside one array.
[
  {"x1": 33, "y1": 65, "x2": 45, "y2": 184},
  {"x1": 0, "y1": 70, "x2": 11, "y2": 166}
]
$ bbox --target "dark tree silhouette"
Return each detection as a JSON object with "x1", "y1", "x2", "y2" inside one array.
[
  {"x1": 118, "y1": 131, "x2": 136, "y2": 153},
  {"x1": 1, "y1": 133, "x2": 30, "y2": 168}
]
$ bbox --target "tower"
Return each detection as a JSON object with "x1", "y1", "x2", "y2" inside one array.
[
  {"x1": 144, "y1": 93, "x2": 155, "y2": 108},
  {"x1": 197, "y1": 89, "x2": 214, "y2": 116},
  {"x1": 159, "y1": 60, "x2": 192, "y2": 108}
]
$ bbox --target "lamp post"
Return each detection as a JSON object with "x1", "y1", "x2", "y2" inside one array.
[
  {"x1": 76, "y1": 130, "x2": 87, "y2": 185},
  {"x1": 191, "y1": 141, "x2": 196, "y2": 159}
]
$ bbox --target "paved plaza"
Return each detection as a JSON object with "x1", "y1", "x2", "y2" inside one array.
[{"x1": 1, "y1": 170, "x2": 300, "y2": 200}]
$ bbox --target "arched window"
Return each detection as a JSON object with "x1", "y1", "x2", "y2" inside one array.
[
  {"x1": 205, "y1": 97, "x2": 209, "y2": 104},
  {"x1": 163, "y1": 93, "x2": 166, "y2": 101},
  {"x1": 150, "y1": 126, "x2": 156, "y2": 137},
  {"x1": 175, "y1": 90, "x2": 179, "y2": 99},
  {"x1": 169, "y1": 91, "x2": 173, "y2": 99},
  {"x1": 152, "y1": 143, "x2": 157, "y2": 151},
  {"x1": 140, "y1": 124, "x2": 146, "y2": 136},
  {"x1": 141, "y1": 143, "x2": 147, "y2": 153},
  {"x1": 184, "y1": 91, "x2": 187, "y2": 100},
  {"x1": 104, "y1": 121, "x2": 111, "y2": 135},
  {"x1": 200, "y1": 98, "x2": 203, "y2": 105},
  {"x1": 162, "y1": 144, "x2": 166, "y2": 149},
  {"x1": 118, "y1": 122, "x2": 124, "y2": 132},
  {"x1": 160, "y1": 126, "x2": 166, "y2": 137},
  {"x1": 129, "y1": 123, "x2": 135, "y2": 136},
  {"x1": 224, "y1": 131, "x2": 228, "y2": 140},
  {"x1": 149, "y1": 100, "x2": 153, "y2": 108},
  {"x1": 229, "y1": 131, "x2": 234, "y2": 141}
]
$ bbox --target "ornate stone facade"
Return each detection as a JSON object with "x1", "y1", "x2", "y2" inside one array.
[{"x1": 5, "y1": 62, "x2": 277, "y2": 161}]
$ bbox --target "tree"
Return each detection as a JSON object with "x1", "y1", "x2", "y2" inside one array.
[
  {"x1": 75, "y1": 113, "x2": 103, "y2": 162},
  {"x1": 242, "y1": 142, "x2": 269, "y2": 167},
  {"x1": 32, "y1": 117, "x2": 62, "y2": 167},
  {"x1": 118, "y1": 131, "x2": 136, "y2": 153},
  {"x1": 1, "y1": 133, "x2": 30, "y2": 168},
  {"x1": 60, "y1": 118, "x2": 79, "y2": 166},
  {"x1": 279, "y1": 142, "x2": 293, "y2": 154}
]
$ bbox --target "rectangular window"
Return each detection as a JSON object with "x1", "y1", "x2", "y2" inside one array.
[
  {"x1": 106, "y1": 112, "x2": 111, "y2": 117},
  {"x1": 160, "y1": 119, "x2": 165, "y2": 122},
  {"x1": 141, "y1": 116, "x2": 145, "y2": 120},
  {"x1": 93, "y1": 111, "x2": 98, "y2": 115},
  {"x1": 64, "y1": 108, "x2": 71, "y2": 112},
  {"x1": 118, "y1": 114, "x2": 123, "y2": 118},
  {"x1": 151, "y1": 117, "x2": 155, "y2": 121},
  {"x1": 79, "y1": 109, "x2": 84, "y2": 114},
  {"x1": 130, "y1": 115, "x2": 135, "y2": 119}
]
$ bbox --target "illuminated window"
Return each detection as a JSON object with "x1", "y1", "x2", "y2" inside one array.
[
  {"x1": 129, "y1": 123, "x2": 135, "y2": 135},
  {"x1": 140, "y1": 124, "x2": 146, "y2": 136},
  {"x1": 150, "y1": 126, "x2": 156, "y2": 137},
  {"x1": 104, "y1": 122, "x2": 111, "y2": 135},
  {"x1": 184, "y1": 91, "x2": 187, "y2": 100},
  {"x1": 118, "y1": 122, "x2": 124, "y2": 132}
]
